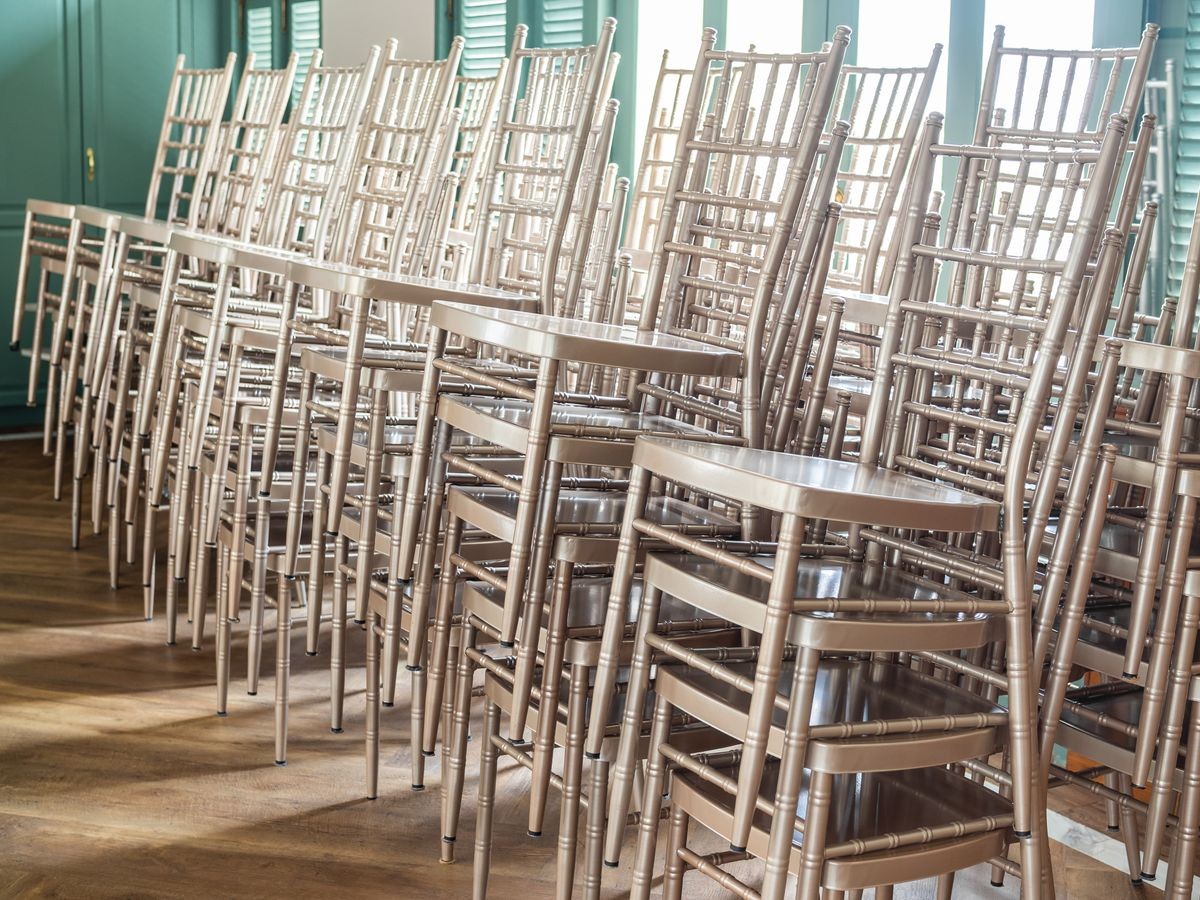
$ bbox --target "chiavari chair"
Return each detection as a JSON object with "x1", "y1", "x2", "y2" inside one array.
[
  {"x1": 589, "y1": 106, "x2": 1133, "y2": 899},
  {"x1": 208, "y1": 30, "x2": 607, "y2": 767},
  {"x1": 416, "y1": 29, "x2": 853, "y2": 888},
  {"x1": 29, "y1": 53, "x2": 237, "y2": 511},
  {"x1": 100, "y1": 55, "x2": 300, "y2": 590},
  {"x1": 267, "y1": 23, "x2": 619, "y2": 751},
  {"x1": 136, "y1": 48, "x2": 381, "y2": 643},
  {"x1": 175, "y1": 38, "x2": 470, "y2": 685},
  {"x1": 61, "y1": 55, "x2": 298, "y2": 568}
]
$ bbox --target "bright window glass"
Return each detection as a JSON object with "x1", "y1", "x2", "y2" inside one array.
[
  {"x1": 984, "y1": 0, "x2": 1094, "y2": 52},
  {"x1": 635, "y1": 2, "x2": 705, "y2": 163},
  {"x1": 723, "y1": 0, "x2": 803, "y2": 54},
  {"x1": 857, "y1": 0, "x2": 949, "y2": 118}
]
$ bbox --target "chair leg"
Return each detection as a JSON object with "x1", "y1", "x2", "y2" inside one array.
[
  {"x1": 365, "y1": 611, "x2": 380, "y2": 800},
  {"x1": 441, "y1": 620, "x2": 478, "y2": 863},
  {"x1": 582, "y1": 758, "x2": 609, "y2": 900},
  {"x1": 660, "y1": 803, "x2": 690, "y2": 900},
  {"x1": 274, "y1": 575, "x2": 294, "y2": 766},
  {"x1": 555, "y1": 664, "x2": 590, "y2": 899},
  {"x1": 216, "y1": 545, "x2": 233, "y2": 716},
  {"x1": 630, "y1": 691, "x2": 675, "y2": 900},
  {"x1": 1166, "y1": 699, "x2": 1200, "y2": 898},
  {"x1": 472, "y1": 698, "x2": 501, "y2": 900},
  {"x1": 330, "y1": 535, "x2": 349, "y2": 733}
]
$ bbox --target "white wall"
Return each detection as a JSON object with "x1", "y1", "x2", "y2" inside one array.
[{"x1": 321, "y1": 0, "x2": 435, "y2": 65}]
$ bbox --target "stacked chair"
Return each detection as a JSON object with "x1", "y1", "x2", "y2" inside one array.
[{"x1": 16, "y1": 11, "x2": 1200, "y2": 900}]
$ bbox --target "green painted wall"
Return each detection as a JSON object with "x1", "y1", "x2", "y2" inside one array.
[{"x1": 0, "y1": 0, "x2": 225, "y2": 426}]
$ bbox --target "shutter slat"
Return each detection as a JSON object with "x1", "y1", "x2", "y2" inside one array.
[
  {"x1": 290, "y1": 0, "x2": 322, "y2": 104},
  {"x1": 1169, "y1": 3, "x2": 1200, "y2": 294},
  {"x1": 458, "y1": 0, "x2": 507, "y2": 77}
]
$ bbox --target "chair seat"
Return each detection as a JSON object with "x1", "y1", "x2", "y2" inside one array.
[
  {"x1": 646, "y1": 553, "x2": 1001, "y2": 652},
  {"x1": 672, "y1": 758, "x2": 1010, "y2": 892},
  {"x1": 463, "y1": 575, "x2": 731, "y2": 668},
  {"x1": 1057, "y1": 685, "x2": 1189, "y2": 792},
  {"x1": 446, "y1": 484, "x2": 738, "y2": 563},
  {"x1": 658, "y1": 658, "x2": 1004, "y2": 774},
  {"x1": 431, "y1": 300, "x2": 742, "y2": 375},
  {"x1": 438, "y1": 395, "x2": 738, "y2": 466},
  {"x1": 633, "y1": 436, "x2": 1001, "y2": 532},
  {"x1": 285, "y1": 257, "x2": 532, "y2": 307}
]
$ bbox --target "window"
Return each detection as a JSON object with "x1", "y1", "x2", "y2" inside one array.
[
  {"x1": 857, "y1": 0, "x2": 949, "y2": 119},
  {"x1": 984, "y1": 0, "x2": 1094, "y2": 53},
  {"x1": 634, "y1": 1, "x2": 703, "y2": 165},
  {"x1": 723, "y1": 0, "x2": 803, "y2": 54}
]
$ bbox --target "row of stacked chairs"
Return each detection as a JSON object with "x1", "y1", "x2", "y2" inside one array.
[{"x1": 12, "y1": 17, "x2": 1200, "y2": 899}]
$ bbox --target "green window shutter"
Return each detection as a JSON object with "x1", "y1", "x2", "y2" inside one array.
[
  {"x1": 245, "y1": 2, "x2": 275, "y2": 68},
  {"x1": 458, "y1": 0, "x2": 507, "y2": 77},
  {"x1": 540, "y1": 0, "x2": 584, "y2": 48},
  {"x1": 1171, "y1": 2, "x2": 1200, "y2": 296},
  {"x1": 289, "y1": 0, "x2": 322, "y2": 104}
]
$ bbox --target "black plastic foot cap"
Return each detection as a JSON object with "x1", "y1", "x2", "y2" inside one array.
[
  {"x1": 422, "y1": 750, "x2": 436, "y2": 758},
  {"x1": 247, "y1": 691, "x2": 257, "y2": 696},
  {"x1": 442, "y1": 836, "x2": 456, "y2": 844},
  {"x1": 367, "y1": 794, "x2": 377, "y2": 801},
  {"x1": 730, "y1": 844, "x2": 747, "y2": 853},
  {"x1": 604, "y1": 861, "x2": 618, "y2": 869},
  {"x1": 585, "y1": 751, "x2": 600, "y2": 760},
  {"x1": 143, "y1": 616, "x2": 152, "y2": 622},
  {"x1": 1131, "y1": 878, "x2": 1143, "y2": 886},
  {"x1": 166, "y1": 641, "x2": 176, "y2": 647},
  {"x1": 330, "y1": 727, "x2": 344, "y2": 734},
  {"x1": 191, "y1": 646, "x2": 201, "y2": 653},
  {"x1": 216, "y1": 711, "x2": 227, "y2": 717},
  {"x1": 1013, "y1": 830, "x2": 1031, "y2": 838},
  {"x1": 305, "y1": 651, "x2": 317, "y2": 657},
  {"x1": 275, "y1": 760, "x2": 287, "y2": 767},
  {"x1": 1140, "y1": 872, "x2": 1157, "y2": 882},
  {"x1": 527, "y1": 830, "x2": 541, "y2": 838},
  {"x1": 1123, "y1": 672, "x2": 1138, "y2": 680},
  {"x1": 10, "y1": 341, "x2": 19, "y2": 351},
  {"x1": 382, "y1": 701, "x2": 394, "y2": 708},
  {"x1": 499, "y1": 640, "x2": 514, "y2": 649},
  {"x1": 406, "y1": 664, "x2": 421, "y2": 672},
  {"x1": 1107, "y1": 825, "x2": 1121, "y2": 833},
  {"x1": 990, "y1": 881, "x2": 1005, "y2": 888},
  {"x1": 411, "y1": 784, "x2": 424, "y2": 792},
  {"x1": 353, "y1": 618, "x2": 366, "y2": 626}
]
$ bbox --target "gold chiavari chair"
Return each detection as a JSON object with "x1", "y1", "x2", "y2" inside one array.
[{"x1": 592, "y1": 107, "x2": 1133, "y2": 897}]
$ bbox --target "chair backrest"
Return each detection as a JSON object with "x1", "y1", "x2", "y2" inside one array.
[
  {"x1": 466, "y1": 21, "x2": 617, "y2": 306},
  {"x1": 947, "y1": 24, "x2": 1159, "y2": 247},
  {"x1": 198, "y1": 52, "x2": 298, "y2": 241},
  {"x1": 826, "y1": 44, "x2": 943, "y2": 293},
  {"x1": 143, "y1": 53, "x2": 238, "y2": 224},
  {"x1": 324, "y1": 38, "x2": 464, "y2": 272},
  {"x1": 447, "y1": 69, "x2": 507, "y2": 234},
  {"x1": 633, "y1": 29, "x2": 852, "y2": 450},
  {"x1": 255, "y1": 47, "x2": 382, "y2": 258},
  {"x1": 860, "y1": 113, "x2": 1132, "y2": 595}
]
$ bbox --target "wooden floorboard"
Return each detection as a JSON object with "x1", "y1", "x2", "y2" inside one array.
[{"x1": 0, "y1": 437, "x2": 1168, "y2": 898}]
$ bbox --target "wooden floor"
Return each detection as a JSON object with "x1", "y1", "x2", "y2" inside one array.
[{"x1": 0, "y1": 436, "x2": 1170, "y2": 898}]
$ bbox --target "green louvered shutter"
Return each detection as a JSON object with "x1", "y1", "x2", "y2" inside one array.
[
  {"x1": 459, "y1": 0, "x2": 507, "y2": 76},
  {"x1": 289, "y1": 0, "x2": 322, "y2": 103},
  {"x1": 1171, "y1": 1, "x2": 1200, "y2": 296},
  {"x1": 245, "y1": 1, "x2": 275, "y2": 68},
  {"x1": 540, "y1": 0, "x2": 584, "y2": 48}
]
